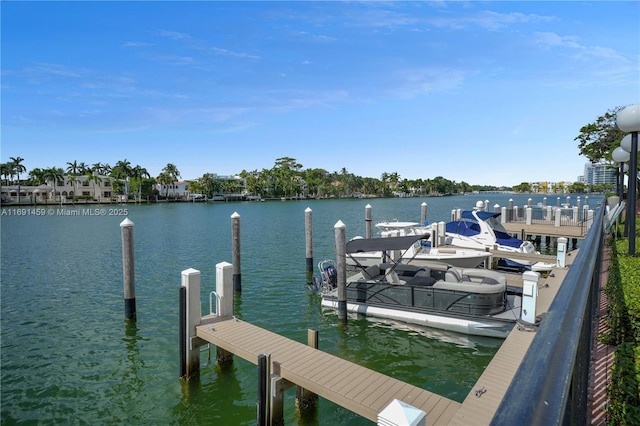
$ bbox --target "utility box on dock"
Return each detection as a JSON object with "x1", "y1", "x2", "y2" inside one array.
[
  {"x1": 557, "y1": 237, "x2": 567, "y2": 268},
  {"x1": 521, "y1": 271, "x2": 540, "y2": 325}
]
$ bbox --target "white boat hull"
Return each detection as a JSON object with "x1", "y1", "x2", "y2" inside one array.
[{"x1": 320, "y1": 296, "x2": 521, "y2": 339}]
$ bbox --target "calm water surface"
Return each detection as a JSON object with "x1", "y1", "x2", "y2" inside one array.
[{"x1": 1, "y1": 194, "x2": 601, "y2": 424}]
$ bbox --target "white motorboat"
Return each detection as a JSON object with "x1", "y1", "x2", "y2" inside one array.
[
  {"x1": 444, "y1": 206, "x2": 555, "y2": 273},
  {"x1": 315, "y1": 235, "x2": 522, "y2": 339},
  {"x1": 347, "y1": 221, "x2": 491, "y2": 269}
]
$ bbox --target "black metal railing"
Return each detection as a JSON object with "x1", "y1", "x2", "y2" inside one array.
[{"x1": 491, "y1": 205, "x2": 604, "y2": 425}]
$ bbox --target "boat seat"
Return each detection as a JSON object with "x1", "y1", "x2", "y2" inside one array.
[
  {"x1": 445, "y1": 268, "x2": 463, "y2": 283},
  {"x1": 385, "y1": 269, "x2": 403, "y2": 284},
  {"x1": 407, "y1": 270, "x2": 437, "y2": 286},
  {"x1": 362, "y1": 264, "x2": 380, "y2": 279}
]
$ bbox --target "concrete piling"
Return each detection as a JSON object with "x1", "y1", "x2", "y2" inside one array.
[
  {"x1": 334, "y1": 220, "x2": 347, "y2": 324},
  {"x1": 120, "y1": 218, "x2": 136, "y2": 322},
  {"x1": 295, "y1": 329, "x2": 319, "y2": 416},
  {"x1": 420, "y1": 202, "x2": 427, "y2": 224},
  {"x1": 231, "y1": 212, "x2": 241, "y2": 293},
  {"x1": 180, "y1": 268, "x2": 201, "y2": 379},
  {"x1": 305, "y1": 208, "x2": 313, "y2": 285},
  {"x1": 365, "y1": 204, "x2": 372, "y2": 239},
  {"x1": 257, "y1": 353, "x2": 271, "y2": 426}
]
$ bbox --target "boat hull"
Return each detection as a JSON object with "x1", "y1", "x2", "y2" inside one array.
[{"x1": 320, "y1": 297, "x2": 519, "y2": 339}]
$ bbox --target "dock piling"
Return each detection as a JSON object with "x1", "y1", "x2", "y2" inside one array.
[
  {"x1": 295, "y1": 329, "x2": 319, "y2": 416},
  {"x1": 365, "y1": 204, "x2": 372, "y2": 239},
  {"x1": 180, "y1": 268, "x2": 201, "y2": 379},
  {"x1": 120, "y1": 218, "x2": 136, "y2": 322},
  {"x1": 420, "y1": 202, "x2": 427, "y2": 224},
  {"x1": 305, "y1": 208, "x2": 313, "y2": 285},
  {"x1": 215, "y1": 262, "x2": 234, "y2": 366},
  {"x1": 231, "y1": 212, "x2": 242, "y2": 293},
  {"x1": 334, "y1": 220, "x2": 347, "y2": 324},
  {"x1": 257, "y1": 352, "x2": 271, "y2": 426}
]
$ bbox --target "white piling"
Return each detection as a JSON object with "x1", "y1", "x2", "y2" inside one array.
[
  {"x1": 181, "y1": 268, "x2": 201, "y2": 379},
  {"x1": 305, "y1": 207, "x2": 313, "y2": 284},
  {"x1": 231, "y1": 212, "x2": 241, "y2": 292},
  {"x1": 120, "y1": 218, "x2": 136, "y2": 322},
  {"x1": 365, "y1": 204, "x2": 372, "y2": 239},
  {"x1": 420, "y1": 202, "x2": 427, "y2": 225},
  {"x1": 334, "y1": 220, "x2": 347, "y2": 324},
  {"x1": 216, "y1": 261, "x2": 234, "y2": 317}
]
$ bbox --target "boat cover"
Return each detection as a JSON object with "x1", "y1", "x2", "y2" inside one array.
[{"x1": 346, "y1": 234, "x2": 429, "y2": 254}]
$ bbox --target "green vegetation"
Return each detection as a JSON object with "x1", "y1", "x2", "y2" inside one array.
[
  {"x1": 1, "y1": 106, "x2": 637, "y2": 201},
  {"x1": 603, "y1": 220, "x2": 640, "y2": 425}
]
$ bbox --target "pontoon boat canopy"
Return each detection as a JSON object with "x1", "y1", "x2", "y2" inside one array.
[{"x1": 346, "y1": 234, "x2": 429, "y2": 254}]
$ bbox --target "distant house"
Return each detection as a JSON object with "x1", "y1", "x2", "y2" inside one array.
[
  {"x1": 155, "y1": 181, "x2": 190, "y2": 198},
  {"x1": 1, "y1": 174, "x2": 116, "y2": 203}
]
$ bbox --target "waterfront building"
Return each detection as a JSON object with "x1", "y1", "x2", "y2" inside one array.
[
  {"x1": 581, "y1": 163, "x2": 617, "y2": 187},
  {"x1": 1, "y1": 174, "x2": 117, "y2": 203}
]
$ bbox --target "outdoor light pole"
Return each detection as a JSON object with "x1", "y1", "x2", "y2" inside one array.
[
  {"x1": 616, "y1": 105, "x2": 640, "y2": 255},
  {"x1": 612, "y1": 147, "x2": 630, "y2": 236}
]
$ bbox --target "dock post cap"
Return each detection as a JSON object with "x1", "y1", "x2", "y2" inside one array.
[
  {"x1": 334, "y1": 220, "x2": 345, "y2": 229},
  {"x1": 120, "y1": 218, "x2": 134, "y2": 227},
  {"x1": 231, "y1": 211, "x2": 240, "y2": 218},
  {"x1": 181, "y1": 268, "x2": 201, "y2": 276},
  {"x1": 378, "y1": 399, "x2": 426, "y2": 426},
  {"x1": 305, "y1": 207, "x2": 312, "y2": 212},
  {"x1": 522, "y1": 270, "x2": 540, "y2": 282}
]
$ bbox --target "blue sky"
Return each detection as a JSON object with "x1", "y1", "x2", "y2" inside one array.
[{"x1": 2, "y1": 1, "x2": 639, "y2": 187}]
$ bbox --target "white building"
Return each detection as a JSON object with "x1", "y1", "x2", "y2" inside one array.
[
  {"x1": 154, "y1": 181, "x2": 190, "y2": 197},
  {"x1": 1, "y1": 174, "x2": 117, "y2": 203}
]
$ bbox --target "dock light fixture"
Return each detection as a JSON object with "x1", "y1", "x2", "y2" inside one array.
[
  {"x1": 616, "y1": 104, "x2": 640, "y2": 255},
  {"x1": 612, "y1": 147, "x2": 630, "y2": 202}
]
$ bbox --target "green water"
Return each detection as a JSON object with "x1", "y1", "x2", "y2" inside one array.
[{"x1": 1, "y1": 195, "x2": 599, "y2": 424}]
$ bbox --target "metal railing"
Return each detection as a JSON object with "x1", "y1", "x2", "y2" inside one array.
[
  {"x1": 502, "y1": 205, "x2": 596, "y2": 234},
  {"x1": 491, "y1": 205, "x2": 604, "y2": 425}
]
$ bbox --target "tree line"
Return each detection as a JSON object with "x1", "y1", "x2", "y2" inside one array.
[{"x1": 3, "y1": 106, "x2": 634, "y2": 201}]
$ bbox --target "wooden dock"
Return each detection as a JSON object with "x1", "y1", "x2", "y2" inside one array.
[
  {"x1": 447, "y1": 249, "x2": 577, "y2": 424},
  {"x1": 188, "y1": 245, "x2": 578, "y2": 425},
  {"x1": 196, "y1": 318, "x2": 461, "y2": 424},
  {"x1": 502, "y1": 221, "x2": 588, "y2": 238}
]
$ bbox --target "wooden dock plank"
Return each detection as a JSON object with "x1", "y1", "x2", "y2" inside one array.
[
  {"x1": 197, "y1": 318, "x2": 460, "y2": 423},
  {"x1": 447, "y1": 255, "x2": 575, "y2": 425}
]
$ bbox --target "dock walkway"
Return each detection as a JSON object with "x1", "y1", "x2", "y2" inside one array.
[
  {"x1": 447, "y1": 250, "x2": 577, "y2": 424},
  {"x1": 196, "y1": 318, "x2": 461, "y2": 424}
]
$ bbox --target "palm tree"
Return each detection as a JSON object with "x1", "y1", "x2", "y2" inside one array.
[
  {"x1": 28, "y1": 168, "x2": 46, "y2": 186},
  {"x1": 162, "y1": 163, "x2": 181, "y2": 183},
  {"x1": 1, "y1": 162, "x2": 12, "y2": 186},
  {"x1": 43, "y1": 167, "x2": 64, "y2": 202},
  {"x1": 67, "y1": 175, "x2": 79, "y2": 204},
  {"x1": 85, "y1": 171, "x2": 102, "y2": 202},
  {"x1": 131, "y1": 165, "x2": 150, "y2": 202},
  {"x1": 10, "y1": 157, "x2": 26, "y2": 203},
  {"x1": 78, "y1": 162, "x2": 89, "y2": 175},
  {"x1": 157, "y1": 171, "x2": 173, "y2": 198},
  {"x1": 112, "y1": 160, "x2": 133, "y2": 200},
  {"x1": 66, "y1": 160, "x2": 79, "y2": 176}
]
